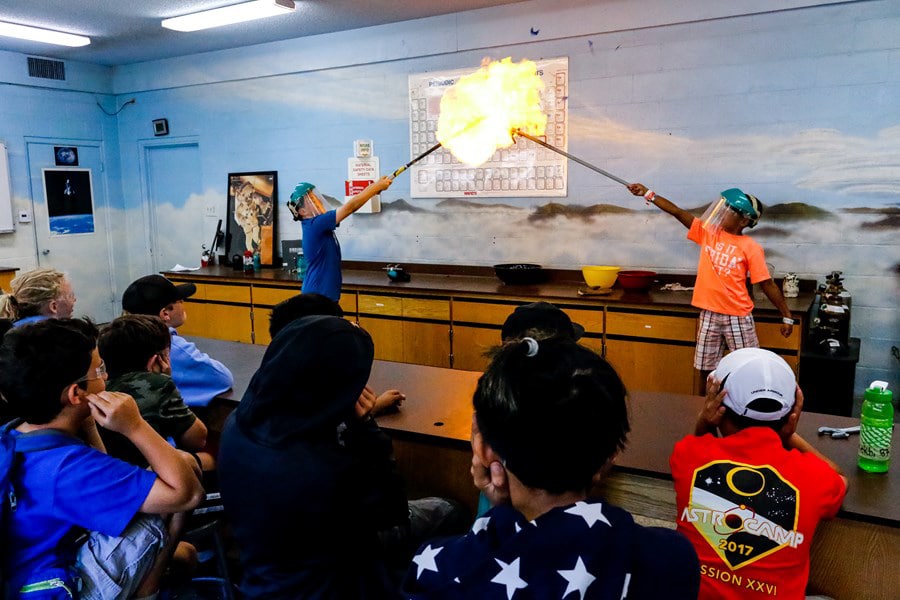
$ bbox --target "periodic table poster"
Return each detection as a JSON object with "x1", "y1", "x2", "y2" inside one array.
[{"x1": 407, "y1": 57, "x2": 569, "y2": 199}]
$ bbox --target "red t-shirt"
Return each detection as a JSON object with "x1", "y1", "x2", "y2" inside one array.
[
  {"x1": 687, "y1": 218, "x2": 770, "y2": 316},
  {"x1": 670, "y1": 427, "x2": 846, "y2": 600}
]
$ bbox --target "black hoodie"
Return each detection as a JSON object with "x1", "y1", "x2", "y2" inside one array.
[{"x1": 218, "y1": 315, "x2": 408, "y2": 599}]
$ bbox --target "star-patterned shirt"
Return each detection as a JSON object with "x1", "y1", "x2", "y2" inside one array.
[{"x1": 403, "y1": 499, "x2": 699, "y2": 599}]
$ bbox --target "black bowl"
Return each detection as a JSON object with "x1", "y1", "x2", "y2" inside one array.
[{"x1": 493, "y1": 263, "x2": 547, "y2": 285}]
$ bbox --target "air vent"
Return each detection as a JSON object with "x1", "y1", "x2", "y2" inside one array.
[{"x1": 27, "y1": 57, "x2": 66, "y2": 81}]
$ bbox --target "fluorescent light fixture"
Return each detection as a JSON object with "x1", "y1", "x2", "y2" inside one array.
[
  {"x1": 162, "y1": 0, "x2": 295, "y2": 32},
  {"x1": 0, "y1": 21, "x2": 90, "y2": 47}
]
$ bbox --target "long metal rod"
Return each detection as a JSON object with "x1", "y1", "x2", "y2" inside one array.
[
  {"x1": 390, "y1": 141, "x2": 443, "y2": 179},
  {"x1": 513, "y1": 129, "x2": 630, "y2": 186},
  {"x1": 391, "y1": 118, "x2": 489, "y2": 180}
]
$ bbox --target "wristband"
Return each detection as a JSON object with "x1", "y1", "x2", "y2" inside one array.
[
  {"x1": 643, "y1": 190, "x2": 656, "y2": 203},
  {"x1": 782, "y1": 317, "x2": 795, "y2": 325}
]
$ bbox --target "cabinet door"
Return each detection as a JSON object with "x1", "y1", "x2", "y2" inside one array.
[
  {"x1": 176, "y1": 282, "x2": 252, "y2": 342},
  {"x1": 604, "y1": 338, "x2": 695, "y2": 394},
  {"x1": 605, "y1": 308, "x2": 697, "y2": 394},
  {"x1": 0, "y1": 270, "x2": 15, "y2": 292},
  {"x1": 404, "y1": 321, "x2": 451, "y2": 368},
  {"x1": 358, "y1": 294, "x2": 451, "y2": 367},
  {"x1": 358, "y1": 316, "x2": 404, "y2": 362},
  {"x1": 452, "y1": 325, "x2": 500, "y2": 371}
]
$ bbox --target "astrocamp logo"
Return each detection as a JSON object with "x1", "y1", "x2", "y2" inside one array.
[{"x1": 680, "y1": 460, "x2": 803, "y2": 569}]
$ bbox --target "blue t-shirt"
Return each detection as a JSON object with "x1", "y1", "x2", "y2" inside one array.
[
  {"x1": 5, "y1": 431, "x2": 157, "y2": 590},
  {"x1": 169, "y1": 328, "x2": 234, "y2": 407},
  {"x1": 13, "y1": 315, "x2": 50, "y2": 327},
  {"x1": 301, "y1": 210, "x2": 342, "y2": 301}
]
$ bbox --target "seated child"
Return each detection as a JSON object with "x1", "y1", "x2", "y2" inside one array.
[
  {"x1": 0, "y1": 318, "x2": 203, "y2": 598},
  {"x1": 97, "y1": 314, "x2": 213, "y2": 471},
  {"x1": 403, "y1": 336, "x2": 700, "y2": 599},
  {"x1": 122, "y1": 274, "x2": 233, "y2": 407},
  {"x1": 670, "y1": 348, "x2": 847, "y2": 599}
]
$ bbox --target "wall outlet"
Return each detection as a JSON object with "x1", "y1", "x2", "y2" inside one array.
[
  {"x1": 18, "y1": 209, "x2": 32, "y2": 223},
  {"x1": 204, "y1": 201, "x2": 218, "y2": 218}
]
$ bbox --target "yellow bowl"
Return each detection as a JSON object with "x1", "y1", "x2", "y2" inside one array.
[{"x1": 582, "y1": 265, "x2": 620, "y2": 289}]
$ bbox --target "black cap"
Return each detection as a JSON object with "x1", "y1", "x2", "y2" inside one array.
[
  {"x1": 122, "y1": 275, "x2": 196, "y2": 316},
  {"x1": 501, "y1": 301, "x2": 584, "y2": 342}
]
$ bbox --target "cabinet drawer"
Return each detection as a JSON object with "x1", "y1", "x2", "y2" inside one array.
[
  {"x1": 453, "y1": 300, "x2": 519, "y2": 325},
  {"x1": 453, "y1": 300, "x2": 600, "y2": 332},
  {"x1": 606, "y1": 311, "x2": 696, "y2": 342},
  {"x1": 561, "y1": 307, "x2": 603, "y2": 333},
  {"x1": 403, "y1": 298, "x2": 449, "y2": 321},
  {"x1": 253, "y1": 286, "x2": 299, "y2": 306},
  {"x1": 193, "y1": 283, "x2": 250, "y2": 304},
  {"x1": 359, "y1": 294, "x2": 402, "y2": 316}
]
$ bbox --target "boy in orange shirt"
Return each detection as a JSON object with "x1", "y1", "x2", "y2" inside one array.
[{"x1": 628, "y1": 183, "x2": 794, "y2": 391}]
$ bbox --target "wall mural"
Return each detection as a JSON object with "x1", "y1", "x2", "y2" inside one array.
[{"x1": 126, "y1": 3, "x2": 897, "y2": 394}]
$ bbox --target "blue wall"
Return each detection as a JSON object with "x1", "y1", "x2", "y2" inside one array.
[{"x1": 0, "y1": 0, "x2": 897, "y2": 395}]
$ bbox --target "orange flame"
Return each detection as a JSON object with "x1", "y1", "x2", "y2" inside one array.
[{"x1": 437, "y1": 57, "x2": 547, "y2": 166}]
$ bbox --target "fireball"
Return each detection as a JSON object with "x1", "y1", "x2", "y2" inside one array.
[{"x1": 437, "y1": 57, "x2": 547, "y2": 166}]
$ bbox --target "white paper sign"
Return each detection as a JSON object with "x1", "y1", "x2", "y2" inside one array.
[{"x1": 346, "y1": 156, "x2": 380, "y2": 213}]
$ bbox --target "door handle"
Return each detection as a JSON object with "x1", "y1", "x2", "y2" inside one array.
[{"x1": 42, "y1": 249, "x2": 50, "y2": 255}]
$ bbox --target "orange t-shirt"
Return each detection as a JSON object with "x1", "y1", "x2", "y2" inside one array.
[{"x1": 687, "y1": 219, "x2": 770, "y2": 316}]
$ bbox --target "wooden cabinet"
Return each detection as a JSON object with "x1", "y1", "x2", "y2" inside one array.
[
  {"x1": 162, "y1": 271, "x2": 806, "y2": 397},
  {"x1": 251, "y1": 286, "x2": 358, "y2": 345},
  {"x1": 0, "y1": 269, "x2": 16, "y2": 293},
  {"x1": 756, "y1": 317, "x2": 803, "y2": 375},
  {"x1": 604, "y1": 307, "x2": 697, "y2": 395},
  {"x1": 450, "y1": 298, "x2": 603, "y2": 371},
  {"x1": 175, "y1": 281, "x2": 253, "y2": 343},
  {"x1": 358, "y1": 293, "x2": 451, "y2": 368}
]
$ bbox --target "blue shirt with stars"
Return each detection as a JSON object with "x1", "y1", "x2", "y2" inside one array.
[{"x1": 403, "y1": 499, "x2": 699, "y2": 599}]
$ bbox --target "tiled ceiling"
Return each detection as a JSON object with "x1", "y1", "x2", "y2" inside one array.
[{"x1": 0, "y1": 0, "x2": 527, "y2": 66}]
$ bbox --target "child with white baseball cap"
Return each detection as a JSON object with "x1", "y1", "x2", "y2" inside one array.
[
  {"x1": 670, "y1": 347, "x2": 848, "y2": 600},
  {"x1": 713, "y1": 347, "x2": 797, "y2": 422}
]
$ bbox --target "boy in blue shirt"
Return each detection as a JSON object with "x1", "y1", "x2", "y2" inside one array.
[
  {"x1": 122, "y1": 274, "x2": 233, "y2": 407},
  {"x1": 0, "y1": 319, "x2": 203, "y2": 598},
  {"x1": 287, "y1": 176, "x2": 392, "y2": 301}
]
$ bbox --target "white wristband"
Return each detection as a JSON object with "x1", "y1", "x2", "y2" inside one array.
[
  {"x1": 643, "y1": 190, "x2": 656, "y2": 203},
  {"x1": 782, "y1": 317, "x2": 795, "y2": 325}
]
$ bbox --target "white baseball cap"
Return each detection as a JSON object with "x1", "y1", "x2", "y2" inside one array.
[{"x1": 714, "y1": 348, "x2": 797, "y2": 421}]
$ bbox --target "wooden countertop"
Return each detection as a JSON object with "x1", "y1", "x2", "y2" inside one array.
[
  {"x1": 189, "y1": 336, "x2": 897, "y2": 527},
  {"x1": 167, "y1": 264, "x2": 814, "y2": 316}
]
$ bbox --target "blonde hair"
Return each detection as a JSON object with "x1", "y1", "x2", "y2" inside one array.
[{"x1": 0, "y1": 268, "x2": 67, "y2": 320}]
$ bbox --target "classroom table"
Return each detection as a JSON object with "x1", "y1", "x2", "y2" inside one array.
[{"x1": 188, "y1": 336, "x2": 898, "y2": 600}]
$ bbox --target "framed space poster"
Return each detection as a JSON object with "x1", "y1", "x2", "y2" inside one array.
[
  {"x1": 41, "y1": 168, "x2": 95, "y2": 235},
  {"x1": 226, "y1": 171, "x2": 278, "y2": 265}
]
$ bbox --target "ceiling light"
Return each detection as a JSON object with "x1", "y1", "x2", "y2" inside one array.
[
  {"x1": 0, "y1": 21, "x2": 90, "y2": 47},
  {"x1": 162, "y1": 0, "x2": 295, "y2": 32}
]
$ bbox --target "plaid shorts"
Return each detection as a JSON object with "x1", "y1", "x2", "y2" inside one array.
[{"x1": 694, "y1": 309, "x2": 759, "y2": 371}]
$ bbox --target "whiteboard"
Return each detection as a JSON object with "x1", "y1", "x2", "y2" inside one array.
[
  {"x1": 407, "y1": 57, "x2": 569, "y2": 199},
  {"x1": 0, "y1": 143, "x2": 13, "y2": 232}
]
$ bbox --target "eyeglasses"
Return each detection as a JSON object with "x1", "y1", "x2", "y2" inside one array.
[{"x1": 75, "y1": 360, "x2": 107, "y2": 384}]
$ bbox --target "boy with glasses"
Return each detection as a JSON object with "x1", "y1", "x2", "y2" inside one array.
[
  {"x1": 0, "y1": 318, "x2": 203, "y2": 598},
  {"x1": 98, "y1": 314, "x2": 213, "y2": 471}
]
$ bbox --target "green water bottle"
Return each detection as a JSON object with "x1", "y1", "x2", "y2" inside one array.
[{"x1": 857, "y1": 381, "x2": 893, "y2": 473}]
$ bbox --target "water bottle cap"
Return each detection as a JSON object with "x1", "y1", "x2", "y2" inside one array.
[{"x1": 864, "y1": 381, "x2": 892, "y2": 402}]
